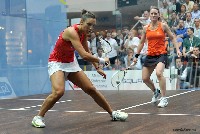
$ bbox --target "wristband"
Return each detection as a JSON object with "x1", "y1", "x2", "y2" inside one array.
[
  {"x1": 135, "y1": 54, "x2": 140, "y2": 58},
  {"x1": 98, "y1": 58, "x2": 105, "y2": 65}
]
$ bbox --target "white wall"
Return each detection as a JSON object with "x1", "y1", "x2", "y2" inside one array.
[{"x1": 68, "y1": 69, "x2": 177, "y2": 90}]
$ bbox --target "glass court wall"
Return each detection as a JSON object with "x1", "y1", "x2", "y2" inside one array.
[
  {"x1": 0, "y1": 0, "x2": 67, "y2": 97},
  {"x1": 1, "y1": 0, "x2": 195, "y2": 98}
]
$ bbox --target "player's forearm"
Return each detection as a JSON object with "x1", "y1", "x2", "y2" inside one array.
[
  {"x1": 172, "y1": 39, "x2": 180, "y2": 53},
  {"x1": 92, "y1": 62, "x2": 99, "y2": 70},
  {"x1": 136, "y1": 43, "x2": 144, "y2": 54}
]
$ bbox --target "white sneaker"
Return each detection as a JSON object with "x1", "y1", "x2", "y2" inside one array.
[
  {"x1": 158, "y1": 97, "x2": 168, "y2": 108},
  {"x1": 112, "y1": 111, "x2": 128, "y2": 121},
  {"x1": 151, "y1": 89, "x2": 160, "y2": 103},
  {"x1": 32, "y1": 116, "x2": 46, "y2": 128}
]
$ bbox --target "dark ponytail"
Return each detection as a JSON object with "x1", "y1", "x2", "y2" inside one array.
[{"x1": 81, "y1": 9, "x2": 96, "y2": 21}]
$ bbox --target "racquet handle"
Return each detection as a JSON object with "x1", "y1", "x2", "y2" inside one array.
[{"x1": 127, "y1": 62, "x2": 136, "y2": 70}]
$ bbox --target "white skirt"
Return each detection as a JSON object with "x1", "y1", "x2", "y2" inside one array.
[{"x1": 48, "y1": 56, "x2": 82, "y2": 77}]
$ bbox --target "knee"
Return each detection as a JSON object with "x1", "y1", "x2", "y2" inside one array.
[
  {"x1": 84, "y1": 86, "x2": 97, "y2": 95},
  {"x1": 156, "y1": 71, "x2": 163, "y2": 79},
  {"x1": 142, "y1": 76, "x2": 150, "y2": 83},
  {"x1": 52, "y1": 87, "x2": 65, "y2": 99}
]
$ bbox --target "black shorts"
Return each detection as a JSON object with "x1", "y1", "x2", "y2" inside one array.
[{"x1": 143, "y1": 54, "x2": 168, "y2": 67}]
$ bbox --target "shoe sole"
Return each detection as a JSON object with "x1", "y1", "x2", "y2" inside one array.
[
  {"x1": 157, "y1": 102, "x2": 168, "y2": 108},
  {"x1": 32, "y1": 121, "x2": 45, "y2": 128},
  {"x1": 112, "y1": 114, "x2": 128, "y2": 121}
]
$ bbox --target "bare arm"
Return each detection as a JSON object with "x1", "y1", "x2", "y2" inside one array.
[
  {"x1": 136, "y1": 26, "x2": 147, "y2": 54},
  {"x1": 62, "y1": 27, "x2": 101, "y2": 63},
  {"x1": 162, "y1": 23, "x2": 181, "y2": 56},
  {"x1": 82, "y1": 37, "x2": 99, "y2": 69}
]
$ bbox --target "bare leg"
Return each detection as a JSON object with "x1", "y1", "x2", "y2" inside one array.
[
  {"x1": 38, "y1": 71, "x2": 65, "y2": 117},
  {"x1": 155, "y1": 62, "x2": 166, "y2": 97},
  {"x1": 68, "y1": 71, "x2": 113, "y2": 115},
  {"x1": 142, "y1": 66, "x2": 156, "y2": 92}
]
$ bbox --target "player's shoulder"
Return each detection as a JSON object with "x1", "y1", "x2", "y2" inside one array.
[
  {"x1": 64, "y1": 26, "x2": 76, "y2": 34},
  {"x1": 63, "y1": 26, "x2": 77, "y2": 37},
  {"x1": 143, "y1": 25, "x2": 149, "y2": 32},
  {"x1": 160, "y1": 22, "x2": 169, "y2": 31}
]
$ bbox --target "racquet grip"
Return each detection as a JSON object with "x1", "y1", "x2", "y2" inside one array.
[{"x1": 127, "y1": 62, "x2": 136, "y2": 70}]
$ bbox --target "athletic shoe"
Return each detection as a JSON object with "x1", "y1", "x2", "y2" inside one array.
[
  {"x1": 157, "y1": 97, "x2": 168, "y2": 108},
  {"x1": 32, "y1": 116, "x2": 46, "y2": 128},
  {"x1": 151, "y1": 89, "x2": 161, "y2": 103},
  {"x1": 112, "y1": 111, "x2": 128, "y2": 121}
]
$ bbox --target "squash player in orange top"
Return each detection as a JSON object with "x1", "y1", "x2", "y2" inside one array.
[{"x1": 134, "y1": 6, "x2": 182, "y2": 108}]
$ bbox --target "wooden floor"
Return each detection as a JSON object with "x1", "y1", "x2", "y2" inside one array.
[{"x1": 0, "y1": 90, "x2": 200, "y2": 134}]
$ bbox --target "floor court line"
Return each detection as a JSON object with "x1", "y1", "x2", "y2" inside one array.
[
  {"x1": 1, "y1": 90, "x2": 196, "y2": 115},
  {"x1": 119, "y1": 90, "x2": 195, "y2": 111}
]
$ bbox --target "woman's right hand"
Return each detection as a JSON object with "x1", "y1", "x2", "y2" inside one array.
[
  {"x1": 104, "y1": 57, "x2": 110, "y2": 66},
  {"x1": 104, "y1": 57, "x2": 109, "y2": 63}
]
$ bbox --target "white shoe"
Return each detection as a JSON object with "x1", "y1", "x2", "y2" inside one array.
[
  {"x1": 112, "y1": 111, "x2": 128, "y2": 121},
  {"x1": 32, "y1": 116, "x2": 46, "y2": 128},
  {"x1": 151, "y1": 89, "x2": 160, "y2": 103},
  {"x1": 158, "y1": 97, "x2": 168, "y2": 108}
]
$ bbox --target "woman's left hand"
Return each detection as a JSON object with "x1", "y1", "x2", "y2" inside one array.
[{"x1": 97, "y1": 68, "x2": 106, "y2": 79}]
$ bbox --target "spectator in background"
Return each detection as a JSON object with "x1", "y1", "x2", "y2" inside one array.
[
  {"x1": 193, "y1": 18, "x2": 200, "y2": 38},
  {"x1": 124, "y1": 29, "x2": 140, "y2": 54},
  {"x1": 168, "y1": 12, "x2": 179, "y2": 32},
  {"x1": 168, "y1": 0, "x2": 181, "y2": 13},
  {"x1": 184, "y1": 12, "x2": 194, "y2": 28},
  {"x1": 183, "y1": 0, "x2": 194, "y2": 12},
  {"x1": 188, "y1": 46, "x2": 200, "y2": 61},
  {"x1": 134, "y1": 10, "x2": 151, "y2": 26},
  {"x1": 122, "y1": 26, "x2": 129, "y2": 41},
  {"x1": 98, "y1": 63, "x2": 112, "y2": 71},
  {"x1": 137, "y1": 27, "x2": 143, "y2": 39},
  {"x1": 123, "y1": 47, "x2": 142, "y2": 70},
  {"x1": 92, "y1": 47, "x2": 111, "y2": 70},
  {"x1": 101, "y1": 32, "x2": 118, "y2": 65},
  {"x1": 182, "y1": 27, "x2": 200, "y2": 61},
  {"x1": 116, "y1": 29, "x2": 126, "y2": 63},
  {"x1": 187, "y1": 46, "x2": 200, "y2": 87},
  {"x1": 112, "y1": 58, "x2": 125, "y2": 70},
  {"x1": 177, "y1": 4, "x2": 187, "y2": 21},
  {"x1": 111, "y1": 31, "x2": 120, "y2": 46},
  {"x1": 160, "y1": 0, "x2": 170, "y2": 21},
  {"x1": 193, "y1": 0, "x2": 200, "y2": 5},
  {"x1": 116, "y1": 30, "x2": 124, "y2": 46},
  {"x1": 175, "y1": 57, "x2": 190, "y2": 89},
  {"x1": 89, "y1": 31, "x2": 100, "y2": 55},
  {"x1": 191, "y1": 3, "x2": 200, "y2": 19},
  {"x1": 175, "y1": 19, "x2": 188, "y2": 39}
]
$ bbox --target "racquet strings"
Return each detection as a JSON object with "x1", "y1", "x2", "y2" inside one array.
[
  {"x1": 111, "y1": 70, "x2": 126, "y2": 87},
  {"x1": 99, "y1": 37, "x2": 112, "y2": 54}
]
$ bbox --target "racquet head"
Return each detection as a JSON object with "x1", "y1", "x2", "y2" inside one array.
[
  {"x1": 99, "y1": 36, "x2": 112, "y2": 54},
  {"x1": 111, "y1": 70, "x2": 127, "y2": 88}
]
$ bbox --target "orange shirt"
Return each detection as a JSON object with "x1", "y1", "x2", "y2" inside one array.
[{"x1": 146, "y1": 22, "x2": 167, "y2": 56}]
